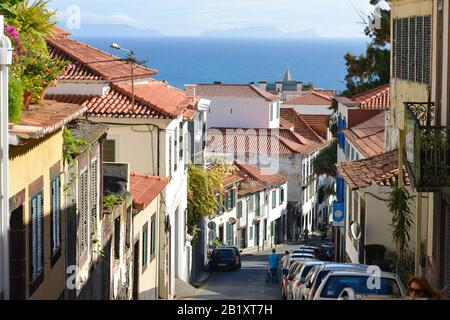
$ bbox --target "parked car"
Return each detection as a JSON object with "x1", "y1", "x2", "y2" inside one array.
[
  {"x1": 297, "y1": 263, "x2": 369, "y2": 300},
  {"x1": 318, "y1": 243, "x2": 334, "y2": 261},
  {"x1": 290, "y1": 261, "x2": 326, "y2": 300},
  {"x1": 291, "y1": 253, "x2": 316, "y2": 260},
  {"x1": 281, "y1": 260, "x2": 304, "y2": 300},
  {"x1": 208, "y1": 248, "x2": 241, "y2": 271},
  {"x1": 313, "y1": 270, "x2": 406, "y2": 300}
]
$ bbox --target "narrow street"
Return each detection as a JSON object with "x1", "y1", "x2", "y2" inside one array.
[{"x1": 190, "y1": 239, "x2": 329, "y2": 300}]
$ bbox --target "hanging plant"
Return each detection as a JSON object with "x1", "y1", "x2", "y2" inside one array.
[
  {"x1": 8, "y1": 76, "x2": 24, "y2": 123},
  {"x1": 63, "y1": 127, "x2": 87, "y2": 166},
  {"x1": 385, "y1": 186, "x2": 414, "y2": 272},
  {"x1": 187, "y1": 161, "x2": 235, "y2": 242}
]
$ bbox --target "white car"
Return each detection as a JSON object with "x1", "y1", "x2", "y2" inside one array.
[
  {"x1": 312, "y1": 270, "x2": 406, "y2": 300},
  {"x1": 290, "y1": 261, "x2": 326, "y2": 300}
]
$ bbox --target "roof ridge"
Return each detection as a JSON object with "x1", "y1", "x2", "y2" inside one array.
[
  {"x1": 351, "y1": 83, "x2": 390, "y2": 100},
  {"x1": 294, "y1": 112, "x2": 324, "y2": 143}
]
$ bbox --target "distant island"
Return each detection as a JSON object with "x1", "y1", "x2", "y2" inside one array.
[
  {"x1": 201, "y1": 26, "x2": 319, "y2": 39},
  {"x1": 59, "y1": 23, "x2": 164, "y2": 37}
]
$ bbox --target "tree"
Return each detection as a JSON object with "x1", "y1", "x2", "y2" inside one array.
[
  {"x1": 313, "y1": 140, "x2": 338, "y2": 177},
  {"x1": 187, "y1": 162, "x2": 235, "y2": 242},
  {"x1": 342, "y1": 0, "x2": 391, "y2": 97}
]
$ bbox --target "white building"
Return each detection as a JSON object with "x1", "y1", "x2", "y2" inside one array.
[
  {"x1": 45, "y1": 29, "x2": 209, "y2": 299},
  {"x1": 207, "y1": 161, "x2": 288, "y2": 250},
  {"x1": 186, "y1": 83, "x2": 281, "y2": 129},
  {"x1": 282, "y1": 91, "x2": 334, "y2": 116}
]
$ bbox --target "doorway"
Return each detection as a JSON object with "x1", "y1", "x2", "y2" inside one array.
[
  {"x1": 132, "y1": 240, "x2": 140, "y2": 300},
  {"x1": 255, "y1": 222, "x2": 260, "y2": 247},
  {"x1": 9, "y1": 205, "x2": 25, "y2": 300}
]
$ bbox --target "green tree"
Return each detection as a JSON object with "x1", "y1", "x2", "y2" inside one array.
[
  {"x1": 342, "y1": 0, "x2": 391, "y2": 97},
  {"x1": 187, "y1": 162, "x2": 235, "y2": 242},
  {"x1": 313, "y1": 140, "x2": 338, "y2": 177}
]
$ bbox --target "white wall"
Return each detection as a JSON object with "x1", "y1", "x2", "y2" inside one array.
[
  {"x1": 282, "y1": 104, "x2": 333, "y2": 115},
  {"x1": 46, "y1": 81, "x2": 110, "y2": 96},
  {"x1": 206, "y1": 97, "x2": 279, "y2": 129}
]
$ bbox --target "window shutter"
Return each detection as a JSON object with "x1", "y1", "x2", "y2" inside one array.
[
  {"x1": 395, "y1": 18, "x2": 402, "y2": 79},
  {"x1": 79, "y1": 170, "x2": 89, "y2": 254},
  {"x1": 415, "y1": 16, "x2": 424, "y2": 83},
  {"x1": 51, "y1": 177, "x2": 61, "y2": 254},
  {"x1": 423, "y1": 16, "x2": 431, "y2": 84},
  {"x1": 408, "y1": 17, "x2": 416, "y2": 81},
  {"x1": 90, "y1": 160, "x2": 98, "y2": 237},
  {"x1": 31, "y1": 196, "x2": 38, "y2": 278},
  {"x1": 38, "y1": 193, "x2": 43, "y2": 274},
  {"x1": 401, "y1": 18, "x2": 409, "y2": 80}
]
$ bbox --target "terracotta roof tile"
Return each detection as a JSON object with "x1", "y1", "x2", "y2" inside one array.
[
  {"x1": 284, "y1": 91, "x2": 332, "y2": 105},
  {"x1": 207, "y1": 127, "x2": 324, "y2": 155},
  {"x1": 130, "y1": 173, "x2": 169, "y2": 208},
  {"x1": 300, "y1": 114, "x2": 329, "y2": 139},
  {"x1": 350, "y1": 84, "x2": 390, "y2": 110},
  {"x1": 9, "y1": 100, "x2": 86, "y2": 140},
  {"x1": 46, "y1": 80, "x2": 195, "y2": 119},
  {"x1": 343, "y1": 112, "x2": 385, "y2": 158},
  {"x1": 336, "y1": 150, "x2": 410, "y2": 190},
  {"x1": 234, "y1": 161, "x2": 287, "y2": 186},
  {"x1": 280, "y1": 108, "x2": 325, "y2": 142},
  {"x1": 192, "y1": 84, "x2": 279, "y2": 101},
  {"x1": 47, "y1": 30, "x2": 157, "y2": 82}
]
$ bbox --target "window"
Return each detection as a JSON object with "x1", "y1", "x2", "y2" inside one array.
[
  {"x1": 272, "y1": 190, "x2": 276, "y2": 209},
  {"x1": 150, "y1": 215, "x2": 156, "y2": 260},
  {"x1": 270, "y1": 104, "x2": 273, "y2": 121},
  {"x1": 179, "y1": 122, "x2": 184, "y2": 161},
  {"x1": 51, "y1": 176, "x2": 61, "y2": 258},
  {"x1": 79, "y1": 170, "x2": 89, "y2": 255},
  {"x1": 103, "y1": 139, "x2": 116, "y2": 162},
  {"x1": 224, "y1": 187, "x2": 235, "y2": 211},
  {"x1": 263, "y1": 219, "x2": 267, "y2": 241},
  {"x1": 276, "y1": 103, "x2": 280, "y2": 119},
  {"x1": 392, "y1": 16, "x2": 431, "y2": 83},
  {"x1": 174, "y1": 128, "x2": 178, "y2": 172},
  {"x1": 255, "y1": 192, "x2": 261, "y2": 216},
  {"x1": 114, "y1": 216, "x2": 120, "y2": 259},
  {"x1": 30, "y1": 191, "x2": 44, "y2": 282},
  {"x1": 280, "y1": 187, "x2": 284, "y2": 205},
  {"x1": 249, "y1": 226, "x2": 253, "y2": 240},
  {"x1": 248, "y1": 195, "x2": 255, "y2": 212},
  {"x1": 345, "y1": 141, "x2": 350, "y2": 160},
  {"x1": 351, "y1": 148, "x2": 355, "y2": 161},
  {"x1": 90, "y1": 159, "x2": 98, "y2": 238},
  {"x1": 237, "y1": 201, "x2": 243, "y2": 218},
  {"x1": 142, "y1": 223, "x2": 148, "y2": 269},
  {"x1": 168, "y1": 136, "x2": 172, "y2": 176}
]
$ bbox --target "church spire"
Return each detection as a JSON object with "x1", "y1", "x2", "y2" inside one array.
[{"x1": 283, "y1": 66, "x2": 292, "y2": 82}]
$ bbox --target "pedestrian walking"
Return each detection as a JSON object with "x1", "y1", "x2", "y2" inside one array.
[
  {"x1": 268, "y1": 249, "x2": 279, "y2": 284},
  {"x1": 407, "y1": 277, "x2": 443, "y2": 299},
  {"x1": 281, "y1": 251, "x2": 290, "y2": 277}
]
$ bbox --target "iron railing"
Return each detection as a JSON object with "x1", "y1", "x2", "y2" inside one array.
[{"x1": 404, "y1": 102, "x2": 450, "y2": 191}]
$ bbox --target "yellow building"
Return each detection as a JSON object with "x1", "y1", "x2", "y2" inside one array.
[
  {"x1": 8, "y1": 100, "x2": 85, "y2": 299},
  {"x1": 390, "y1": 0, "x2": 450, "y2": 295},
  {"x1": 129, "y1": 173, "x2": 169, "y2": 300}
]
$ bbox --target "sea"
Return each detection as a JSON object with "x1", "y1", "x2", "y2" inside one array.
[{"x1": 77, "y1": 36, "x2": 368, "y2": 92}]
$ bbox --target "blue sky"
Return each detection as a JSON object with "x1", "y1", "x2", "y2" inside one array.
[{"x1": 50, "y1": 0, "x2": 388, "y2": 37}]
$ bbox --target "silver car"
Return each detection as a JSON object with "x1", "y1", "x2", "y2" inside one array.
[
  {"x1": 312, "y1": 270, "x2": 406, "y2": 300},
  {"x1": 297, "y1": 263, "x2": 369, "y2": 300}
]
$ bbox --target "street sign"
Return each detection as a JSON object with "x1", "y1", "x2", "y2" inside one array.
[
  {"x1": 332, "y1": 202, "x2": 344, "y2": 227},
  {"x1": 228, "y1": 217, "x2": 236, "y2": 225},
  {"x1": 207, "y1": 221, "x2": 216, "y2": 230}
]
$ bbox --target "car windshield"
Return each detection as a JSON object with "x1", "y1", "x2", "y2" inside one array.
[
  {"x1": 214, "y1": 249, "x2": 234, "y2": 257},
  {"x1": 320, "y1": 275, "x2": 402, "y2": 298},
  {"x1": 299, "y1": 265, "x2": 316, "y2": 280}
]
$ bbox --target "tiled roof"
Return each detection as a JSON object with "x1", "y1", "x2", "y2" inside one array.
[
  {"x1": 47, "y1": 29, "x2": 157, "y2": 82},
  {"x1": 9, "y1": 100, "x2": 87, "y2": 140},
  {"x1": 343, "y1": 112, "x2": 385, "y2": 158},
  {"x1": 46, "y1": 80, "x2": 195, "y2": 119},
  {"x1": 65, "y1": 119, "x2": 108, "y2": 155},
  {"x1": 191, "y1": 84, "x2": 279, "y2": 101},
  {"x1": 284, "y1": 91, "x2": 332, "y2": 105},
  {"x1": 300, "y1": 114, "x2": 329, "y2": 139},
  {"x1": 350, "y1": 84, "x2": 390, "y2": 110},
  {"x1": 207, "y1": 128, "x2": 323, "y2": 155},
  {"x1": 130, "y1": 173, "x2": 169, "y2": 208},
  {"x1": 336, "y1": 150, "x2": 410, "y2": 190},
  {"x1": 280, "y1": 108, "x2": 325, "y2": 142},
  {"x1": 235, "y1": 161, "x2": 287, "y2": 186},
  {"x1": 313, "y1": 89, "x2": 337, "y2": 98}
]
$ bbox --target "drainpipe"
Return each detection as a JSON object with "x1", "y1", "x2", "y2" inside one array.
[
  {"x1": 415, "y1": 192, "x2": 422, "y2": 276},
  {"x1": 0, "y1": 15, "x2": 12, "y2": 300}
]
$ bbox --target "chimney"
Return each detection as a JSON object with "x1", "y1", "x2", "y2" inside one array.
[
  {"x1": 185, "y1": 84, "x2": 197, "y2": 97},
  {"x1": 296, "y1": 81, "x2": 302, "y2": 92},
  {"x1": 275, "y1": 82, "x2": 283, "y2": 93},
  {"x1": 213, "y1": 81, "x2": 222, "y2": 85},
  {"x1": 259, "y1": 80, "x2": 267, "y2": 91}
]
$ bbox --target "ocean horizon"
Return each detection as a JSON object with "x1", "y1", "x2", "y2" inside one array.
[{"x1": 77, "y1": 36, "x2": 368, "y2": 92}]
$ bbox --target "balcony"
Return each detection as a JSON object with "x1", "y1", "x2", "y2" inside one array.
[{"x1": 404, "y1": 102, "x2": 450, "y2": 191}]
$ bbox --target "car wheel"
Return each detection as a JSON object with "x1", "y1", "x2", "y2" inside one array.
[{"x1": 281, "y1": 287, "x2": 287, "y2": 300}]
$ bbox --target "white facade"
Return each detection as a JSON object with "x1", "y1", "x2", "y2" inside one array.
[
  {"x1": 281, "y1": 104, "x2": 333, "y2": 115},
  {"x1": 202, "y1": 97, "x2": 280, "y2": 129},
  {"x1": 208, "y1": 183, "x2": 288, "y2": 251}
]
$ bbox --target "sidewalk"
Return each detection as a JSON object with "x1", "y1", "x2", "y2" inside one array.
[
  {"x1": 174, "y1": 270, "x2": 212, "y2": 300},
  {"x1": 240, "y1": 243, "x2": 292, "y2": 256}
]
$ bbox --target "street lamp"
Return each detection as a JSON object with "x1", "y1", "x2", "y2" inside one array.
[{"x1": 110, "y1": 42, "x2": 137, "y2": 111}]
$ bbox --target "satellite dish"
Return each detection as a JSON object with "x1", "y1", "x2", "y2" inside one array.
[
  {"x1": 228, "y1": 217, "x2": 236, "y2": 225},
  {"x1": 208, "y1": 221, "x2": 216, "y2": 230},
  {"x1": 350, "y1": 221, "x2": 361, "y2": 241}
]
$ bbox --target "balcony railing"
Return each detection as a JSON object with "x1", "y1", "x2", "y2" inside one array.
[{"x1": 404, "y1": 102, "x2": 450, "y2": 191}]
